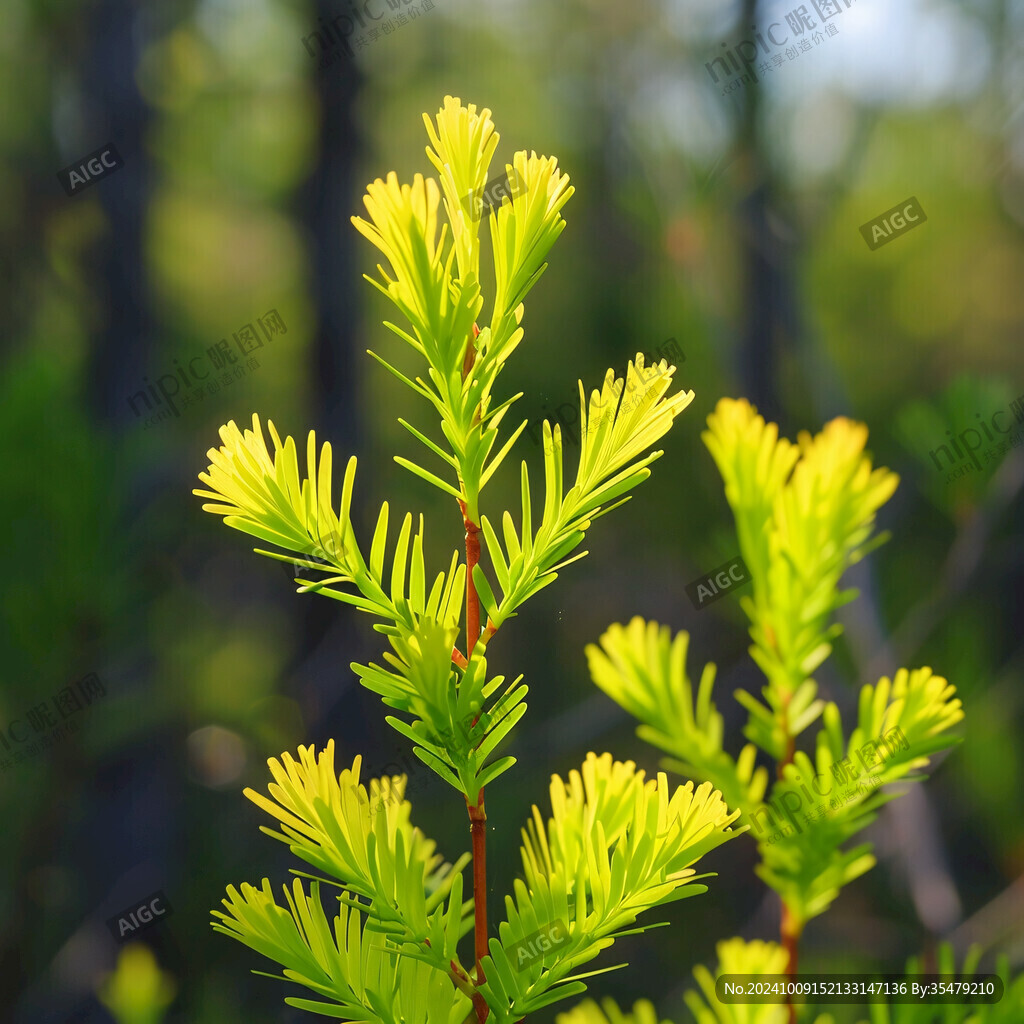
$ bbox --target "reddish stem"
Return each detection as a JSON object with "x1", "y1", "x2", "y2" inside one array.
[
  {"x1": 780, "y1": 903, "x2": 802, "y2": 1024},
  {"x1": 467, "y1": 789, "x2": 489, "y2": 1022},
  {"x1": 460, "y1": 503, "x2": 482, "y2": 660},
  {"x1": 459, "y1": 321, "x2": 489, "y2": 1021},
  {"x1": 777, "y1": 730, "x2": 796, "y2": 780},
  {"x1": 461, "y1": 505, "x2": 486, "y2": 1021}
]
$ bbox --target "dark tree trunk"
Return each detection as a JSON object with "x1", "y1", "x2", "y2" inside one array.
[{"x1": 290, "y1": 8, "x2": 367, "y2": 749}]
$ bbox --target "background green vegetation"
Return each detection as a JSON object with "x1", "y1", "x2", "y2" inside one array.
[{"x1": 1, "y1": 0, "x2": 1022, "y2": 1021}]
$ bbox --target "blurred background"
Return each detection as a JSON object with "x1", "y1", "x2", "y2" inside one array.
[{"x1": 2, "y1": 0, "x2": 1023, "y2": 1020}]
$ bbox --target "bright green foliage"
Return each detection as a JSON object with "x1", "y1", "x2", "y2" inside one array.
[
  {"x1": 214, "y1": 878, "x2": 473, "y2": 1022},
  {"x1": 585, "y1": 400, "x2": 964, "y2": 931},
  {"x1": 556, "y1": 995, "x2": 673, "y2": 1024},
  {"x1": 195, "y1": 97, "x2": 741, "y2": 1022},
  {"x1": 684, "y1": 938, "x2": 834, "y2": 1024},
  {"x1": 685, "y1": 938, "x2": 792, "y2": 1024},
  {"x1": 477, "y1": 359, "x2": 690, "y2": 630},
  {"x1": 210, "y1": 743, "x2": 479, "y2": 1021},
  {"x1": 349, "y1": 96, "x2": 580, "y2": 528},
  {"x1": 194, "y1": 417, "x2": 465, "y2": 636},
  {"x1": 353, "y1": 616, "x2": 527, "y2": 801},
  {"x1": 758, "y1": 666, "x2": 963, "y2": 922},
  {"x1": 586, "y1": 618, "x2": 769, "y2": 823},
  {"x1": 210, "y1": 745, "x2": 744, "y2": 1021},
  {"x1": 586, "y1": 622, "x2": 963, "y2": 930},
  {"x1": 475, "y1": 754, "x2": 743, "y2": 1022},
  {"x1": 702, "y1": 400, "x2": 899, "y2": 760},
  {"x1": 558, "y1": 400, "x2": 980, "y2": 1024},
  {"x1": 234, "y1": 742, "x2": 473, "y2": 959},
  {"x1": 195, "y1": 98, "x2": 693, "y2": 805}
]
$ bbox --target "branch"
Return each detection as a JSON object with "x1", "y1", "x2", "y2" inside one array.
[
  {"x1": 462, "y1": 502, "x2": 483, "y2": 660},
  {"x1": 780, "y1": 902, "x2": 802, "y2": 1024},
  {"x1": 468, "y1": 789, "x2": 490, "y2": 1023}
]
